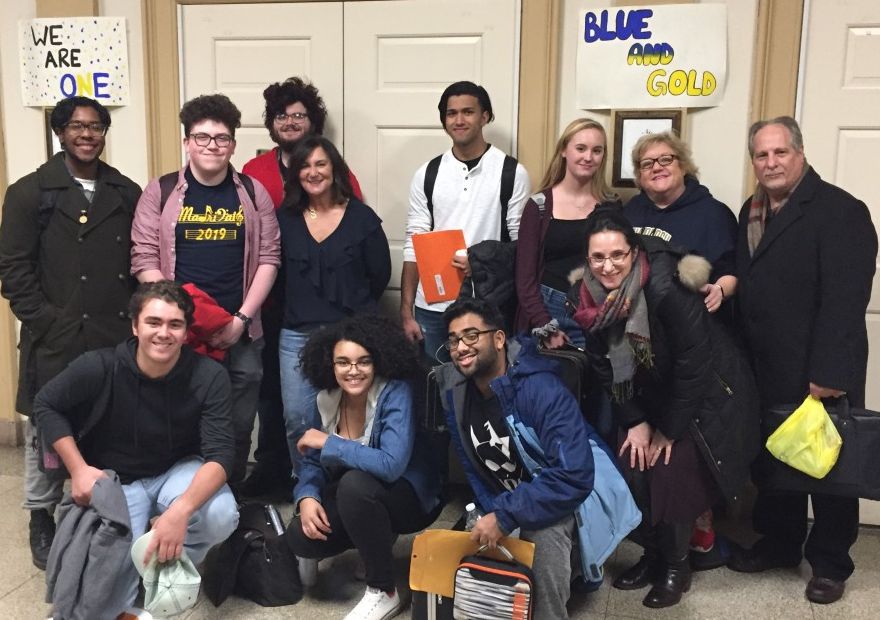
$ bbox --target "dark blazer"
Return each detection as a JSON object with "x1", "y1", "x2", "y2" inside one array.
[
  {"x1": 0, "y1": 153, "x2": 141, "y2": 413},
  {"x1": 735, "y1": 167, "x2": 877, "y2": 408}
]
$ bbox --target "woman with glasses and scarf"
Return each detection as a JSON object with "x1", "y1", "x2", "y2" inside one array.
[
  {"x1": 285, "y1": 315, "x2": 443, "y2": 620},
  {"x1": 570, "y1": 207, "x2": 758, "y2": 609}
]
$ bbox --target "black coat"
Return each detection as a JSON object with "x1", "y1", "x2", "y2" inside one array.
[
  {"x1": 584, "y1": 238, "x2": 760, "y2": 503},
  {"x1": 0, "y1": 153, "x2": 141, "y2": 414},
  {"x1": 735, "y1": 167, "x2": 877, "y2": 408}
]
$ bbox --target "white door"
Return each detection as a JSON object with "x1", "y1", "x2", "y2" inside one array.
[
  {"x1": 798, "y1": 0, "x2": 880, "y2": 524},
  {"x1": 343, "y1": 0, "x2": 520, "y2": 310},
  {"x1": 179, "y1": 3, "x2": 344, "y2": 171}
]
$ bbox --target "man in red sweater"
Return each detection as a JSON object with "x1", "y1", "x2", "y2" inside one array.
[{"x1": 239, "y1": 77, "x2": 361, "y2": 498}]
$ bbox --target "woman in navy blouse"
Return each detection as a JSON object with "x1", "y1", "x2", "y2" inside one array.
[{"x1": 277, "y1": 135, "x2": 391, "y2": 482}]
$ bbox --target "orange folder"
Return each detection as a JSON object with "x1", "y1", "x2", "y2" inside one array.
[{"x1": 412, "y1": 229, "x2": 467, "y2": 304}]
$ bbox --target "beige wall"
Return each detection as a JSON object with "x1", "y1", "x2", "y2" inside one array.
[{"x1": 557, "y1": 0, "x2": 758, "y2": 213}]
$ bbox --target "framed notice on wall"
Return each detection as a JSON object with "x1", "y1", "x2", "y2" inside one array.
[{"x1": 611, "y1": 109, "x2": 684, "y2": 187}]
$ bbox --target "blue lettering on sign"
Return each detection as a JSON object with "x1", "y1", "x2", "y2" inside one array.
[
  {"x1": 59, "y1": 73, "x2": 76, "y2": 97},
  {"x1": 584, "y1": 9, "x2": 653, "y2": 43},
  {"x1": 58, "y1": 72, "x2": 112, "y2": 99},
  {"x1": 93, "y1": 72, "x2": 110, "y2": 98}
]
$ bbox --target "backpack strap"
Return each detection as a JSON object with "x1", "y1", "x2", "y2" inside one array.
[
  {"x1": 158, "y1": 169, "x2": 257, "y2": 213},
  {"x1": 158, "y1": 172, "x2": 178, "y2": 214},
  {"x1": 37, "y1": 189, "x2": 60, "y2": 231},
  {"x1": 423, "y1": 154, "x2": 443, "y2": 230},
  {"x1": 499, "y1": 155, "x2": 517, "y2": 243}
]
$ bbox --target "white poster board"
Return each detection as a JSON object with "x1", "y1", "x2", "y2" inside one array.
[
  {"x1": 19, "y1": 17, "x2": 130, "y2": 107},
  {"x1": 576, "y1": 4, "x2": 727, "y2": 110}
]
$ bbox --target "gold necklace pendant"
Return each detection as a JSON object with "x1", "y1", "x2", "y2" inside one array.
[{"x1": 307, "y1": 207, "x2": 318, "y2": 219}]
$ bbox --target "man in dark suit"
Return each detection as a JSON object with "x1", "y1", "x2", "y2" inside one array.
[{"x1": 730, "y1": 116, "x2": 877, "y2": 604}]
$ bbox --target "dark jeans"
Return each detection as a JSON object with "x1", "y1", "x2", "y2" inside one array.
[
  {"x1": 285, "y1": 470, "x2": 440, "y2": 591},
  {"x1": 253, "y1": 301, "x2": 292, "y2": 480},
  {"x1": 753, "y1": 490, "x2": 859, "y2": 581}
]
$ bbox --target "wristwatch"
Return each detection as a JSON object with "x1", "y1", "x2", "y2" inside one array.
[{"x1": 233, "y1": 311, "x2": 252, "y2": 329}]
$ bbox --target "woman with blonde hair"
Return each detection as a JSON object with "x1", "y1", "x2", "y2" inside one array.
[{"x1": 515, "y1": 118, "x2": 619, "y2": 348}]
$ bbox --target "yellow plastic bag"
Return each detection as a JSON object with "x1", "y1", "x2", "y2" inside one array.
[{"x1": 766, "y1": 396, "x2": 842, "y2": 479}]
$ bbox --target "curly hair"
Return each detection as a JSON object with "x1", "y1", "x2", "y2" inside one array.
[
  {"x1": 539, "y1": 118, "x2": 617, "y2": 202},
  {"x1": 262, "y1": 77, "x2": 327, "y2": 135},
  {"x1": 299, "y1": 315, "x2": 422, "y2": 391},
  {"x1": 50, "y1": 96, "x2": 111, "y2": 131},
  {"x1": 281, "y1": 135, "x2": 353, "y2": 213},
  {"x1": 179, "y1": 94, "x2": 242, "y2": 137},
  {"x1": 128, "y1": 280, "x2": 195, "y2": 326}
]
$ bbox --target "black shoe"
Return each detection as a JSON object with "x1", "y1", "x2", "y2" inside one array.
[
  {"x1": 690, "y1": 535, "x2": 731, "y2": 572},
  {"x1": 29, "y1": 509, "x2": 55, "y2": 570},
  {"x1": 642, "y1": 561, "x2": 692, "y2": 608},
  {"x1": 727, "y1": 542, "x2": 801, "y2": 573},
  {"x1": 806, "y1": 577, "x2": 845, "y2": 604},
  {"x1": 612, "y1": 553, "x2": 661, "y2": 590}
]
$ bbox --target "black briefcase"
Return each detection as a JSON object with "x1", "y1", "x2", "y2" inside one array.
[{"x1": 759, "y1": 398, "x2": 880, "y2": 500}]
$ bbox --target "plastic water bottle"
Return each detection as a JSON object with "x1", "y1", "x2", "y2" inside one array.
[{"x1": 464, "y1": 502, "x2": 483, "y2": 531}]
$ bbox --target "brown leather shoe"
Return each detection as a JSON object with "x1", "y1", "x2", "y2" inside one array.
[{"x1": 805, "y1": 577, "x2": 845, "y2": 604}]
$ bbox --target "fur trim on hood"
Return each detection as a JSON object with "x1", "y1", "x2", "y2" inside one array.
[{"x1": 567, "y1": 254, "x2": 711, "y2": 292}]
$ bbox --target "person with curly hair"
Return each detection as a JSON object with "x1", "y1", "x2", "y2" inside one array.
[
  {"x1": 131, "y1": 94, "x2": 281, "y2": 486},
  {"x1": 243, "y1": 77, "x2": 362, "y2": 207},
  {"x1": 277, "y1": 135, "x2": 390, "y2": 485},
  {"x1": 284, "y1": 315, "x2": 443, "y2": 620},
  {"x1": 239, "y1": 77, "x2": 363, "y2": 499}
]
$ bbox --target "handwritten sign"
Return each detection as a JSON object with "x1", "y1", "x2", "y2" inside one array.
[
  {"x1": 576, "y1": 5, "x2": 726, "y2": 109},
  {"x1": 19, "y1": 17, "x2": 130, "y2": 107}
]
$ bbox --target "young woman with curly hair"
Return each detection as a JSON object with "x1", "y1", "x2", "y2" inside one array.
[{"x1": 284, "y1": 314, "x2": 443, "y2": 620}]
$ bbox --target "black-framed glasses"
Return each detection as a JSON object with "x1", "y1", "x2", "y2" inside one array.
[
  {"x1": 274, "y1": 112, "x2": 309, "y2": 123},
  {"x1": 588, "y1": 249, "x2": 632, "y2": 267},
  {"x1": 444, "y1": 329, "x2": 497, "y2": 351},
  {"x1": 334, "y1": 359, "x2": 374, "y2": 372},
  {"x1": 63, "y1": 121, "x2": 108, "y2": 136},
  {"x1": 188, "y1": 133, "x2": 234, "y2": 148},
  {"x1": 638, "y1": 154, "x2": 677, "y2": 171}
]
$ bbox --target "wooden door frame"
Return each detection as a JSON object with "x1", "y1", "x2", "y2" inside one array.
[{"x1": 143, "y1": 0, "x2": 561, "y2": 185}]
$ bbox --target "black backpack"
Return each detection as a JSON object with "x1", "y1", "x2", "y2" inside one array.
[
  {"x1": 157, "y1": 169, "x2": 257, "y2": 211},
  {"x1": 423, "y1": 153, "x2": 517, "y2": 242}
]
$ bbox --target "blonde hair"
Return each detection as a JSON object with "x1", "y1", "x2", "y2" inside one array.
[
  {"x1": 630, "y1": 131, "x2": 698, "y2": 189},
  {"x1": 540, "y1": 118, "x2": 616, "y2": 201}
]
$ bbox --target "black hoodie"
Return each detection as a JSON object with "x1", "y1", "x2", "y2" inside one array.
[{"x1": 34, "y1": 338, "x2": 234, "y2": 484}]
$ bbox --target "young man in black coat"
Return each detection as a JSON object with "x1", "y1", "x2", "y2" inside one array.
[
  {"x1": 730, "y1": 116, "x2": 878, "y2": 604},
  {"x1": 0, "y1": 97, "x2": 141, "y2": 569}
]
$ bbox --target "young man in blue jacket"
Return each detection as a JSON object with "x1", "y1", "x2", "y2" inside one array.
[{"x1": 436, "y1": 298, "x2": 597, "y2": 619}]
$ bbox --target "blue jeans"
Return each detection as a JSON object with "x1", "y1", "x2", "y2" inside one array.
[
  {"x1": 113, "y1": 457, "x2": 239, "y2": 609},
  {"x1": 540, "y1": 285, "x2": 585, "y2": 349},
  {"x1": 415, "y1": 306, "x2": 450, "y2": 364},
  {"x1": 279, "y1": 328, "x2": 320, "y2": 478}
]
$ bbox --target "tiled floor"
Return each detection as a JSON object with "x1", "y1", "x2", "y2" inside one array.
[{"x1": 1, "y1": 444, "x2": 878, "y2": 619}]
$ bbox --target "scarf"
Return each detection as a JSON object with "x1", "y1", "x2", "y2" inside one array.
[
  {"x1": 572, "y1": 251, "x2": 652, "y2": 402},
  {"x1": 747, "y1": 167, "x2": 808, "y2": 256}
]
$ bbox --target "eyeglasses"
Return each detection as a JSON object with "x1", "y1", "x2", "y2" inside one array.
[
  {"x1": 638, "y1": 154, "x2": 677, "y2": 171},
  {"x1": 274, "y1": 112, "x2": 309, "y2": 123},
  {"x1": 444, "y1": 329, "x2": 497, "y2": 351},
  {"x1": 188, "y1": 133, "x2": 234, "y2": 148},
  {"x1": 588, "y1": 249, "x2": 632, "y2": 267},
  {"x1": 334, "y1": 359, "x2": 374, "y2": 372},
  {"x1": 63, "y1": 121, "x2": 108, "y2": 136}
]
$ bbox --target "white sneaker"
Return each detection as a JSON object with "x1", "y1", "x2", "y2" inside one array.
[
  {"x1": 343, "y1": 587, "x2": 403, "y2": 620},
  {"x1": 298, "y1": 557, "x2": 319, "y2": 587}
]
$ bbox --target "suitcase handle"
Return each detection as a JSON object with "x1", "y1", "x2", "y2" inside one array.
[{"x1": 476, "y1": 543, "x2": 515, "y2": 562}]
